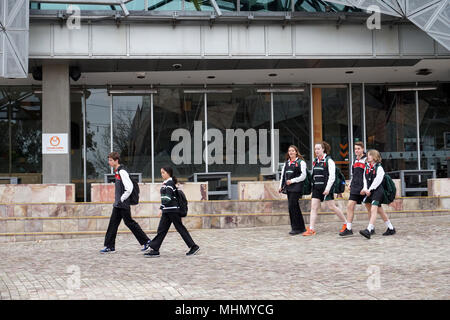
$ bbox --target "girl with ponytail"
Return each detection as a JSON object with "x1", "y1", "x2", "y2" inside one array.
[{"x1": 144, "y1": 166, "x2": 200, "y2": 257}]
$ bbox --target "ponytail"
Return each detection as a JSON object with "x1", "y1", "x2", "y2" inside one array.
[{"x1": 162, "y1": 165, "x2": 178, "y2": 185}]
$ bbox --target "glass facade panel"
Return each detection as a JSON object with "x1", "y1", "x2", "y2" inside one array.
[
  {"x1": 206, "y1": 88, "x2": 271, "y2": 180},
  {"x1": 418, "y1": 83, "x2": 450, "y2": 178},
  {"x1": 30, "y1": 1, "x2": 146, "y2": 10},
  {"x1": 273, "y1": 91, "x2": 311, "y2": 167},
  {"x1": 29, "y1": 0, "x2": 362, "y2": 12},
  {"x1": 0, "y1": 87, "x2": 42, "y2": 183},
  {"x1": 320, "y1": 87, "x2": 350, "y2": 177},
  {"x1": 0, "y1": 83, "x2": 447, "y2": 197},
  {"x1": 85, "y1": 88, "x2": 111, "y2": 184},
  {"x1": 0, "y1": 90, "x2": 10, "y2": 174},
  {"x1": 112, "y1": 95, "x2": 152, "y2": 179},
  {"x1": 365, "y1": 85, "x2": 418, "y2": 173},
  {"x1": 71, "y1": 91, "x2": 84, "y2": 201},
  {"x1": 148, "y1": 0, "x2": 182, "y2": 11},
  {"x1": 294, "y1": 0, "x2": 361, "y2": 12},
  {"x1": 352, "y1": 84, "x2": 363, "y2": 143},
  {"x1": 244, "y1": 0, "x2": 291, "y2": 11},
  {"x1": 153, "y1": 88, "x2": 205, "y2": 182}
]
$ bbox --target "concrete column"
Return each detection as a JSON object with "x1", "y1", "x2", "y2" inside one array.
[{"x1": 42, "y1": 63, "x2": 71, "y2": 183}]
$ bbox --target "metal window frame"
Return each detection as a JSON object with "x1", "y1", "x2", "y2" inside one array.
[
  {"x1": 348, "y1": 82, "x2": 353, "y2": 180},
  {"x1": 33, "y1": 0, "x2": 133, "y2": 15}
]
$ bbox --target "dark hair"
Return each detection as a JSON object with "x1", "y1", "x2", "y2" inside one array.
[
  {"x1": 285, "y1": 145, "x2": 305, "y2": 161},
  {"x1": 161, "y1": 166, "x2": 178, "y2": 184},
  {"x1": 108, "y1": 151, "x2": 120, "y2": 162}
]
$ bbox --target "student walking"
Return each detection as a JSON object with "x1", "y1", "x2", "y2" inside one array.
[
  {"x1": 340, "y1": 141, "x2": 372, "y2": 236},
  {"x1": 279, "y1": 145, "x2": 307, "y2": 235},
  {"x1": 359, "y1": 149, "x2": 396, "y2": 239},
  {"x1": 145, "y1": 166, "x2": 200, "y2": 257},
  {"x1": 100, "y1": 152, "x2": 152, "y2": 253},
  {"x1": 303, "y1": 141, "x2": 348, "y2": 236}
]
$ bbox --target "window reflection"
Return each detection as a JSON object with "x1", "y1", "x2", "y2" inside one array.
[
  {"x1": 365, "y1": 85, "x2": 418, "y2": 173},
  {"x1": 419, "y1": 83, "x2": 450, "y2": 178},
  {"x1": 274, "y1": 91, "x2": 311, "y2": 167},
  {"x1": 0, "y1": 87, "x2": 42, "y2": 183}
]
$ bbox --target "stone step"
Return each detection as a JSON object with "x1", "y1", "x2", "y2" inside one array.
[{"x1": 0, "y1": 207, "x2": 449, "y2": 243}]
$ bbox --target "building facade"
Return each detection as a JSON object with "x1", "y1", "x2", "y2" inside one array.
[{"x1": 0, "y1": 0, "x2": 449, "y2": 201}]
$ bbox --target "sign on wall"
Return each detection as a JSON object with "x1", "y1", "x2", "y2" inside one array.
[{"x1": 42, "y1": 133, "x2": 68, "y2": 154}]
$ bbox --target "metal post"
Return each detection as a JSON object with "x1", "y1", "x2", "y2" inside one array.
[
  {"x1": 310, "y1": 84, "x2": 314, "y2": 167},
  {"x1": 82, "y1": 90, "x2": 87, "y2": 202},
  {"x1": 348, "y1": 83, "x2": 354, "y2": 179},
  {"x1": 204, "y1": 92, "x2": 208, "y2": 173},
  {"x1": 415, "y1": 88, "x2": 421, "y2": 171},
  {"x1": 151, "y1": 91, "x2": 154, "y2": 183},
  {"x1": 110, "y1": 93, "x2": 113, "y2": 174},
  {"x1": 362, "y1": 83, "x2": 367, "y2": 148},
  {"x1": 8, "y1": 101, "x2": 11, "y2": 174},
  {"x1": 270, "y1": 91, "x2": 275, "y2": 173}
]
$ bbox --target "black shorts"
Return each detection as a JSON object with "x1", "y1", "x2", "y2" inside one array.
[
  {"x1": 349, "y1": 193, "x2": 365, "y2": 204},
  {"x1": 363, "y1": 187, "x2": 384, "y2": 207},
  {"x1": 312, "y1": 187, "x2": 334, "y2": 202}
]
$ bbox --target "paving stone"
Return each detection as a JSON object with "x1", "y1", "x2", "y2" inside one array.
[{"x1": 0, "y1": 215, "x2": 449, "y2": 299}]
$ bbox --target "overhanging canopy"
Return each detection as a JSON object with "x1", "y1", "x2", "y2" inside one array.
[{"x1": 327, "y1": 0, "x2": 450, "y2": 50}]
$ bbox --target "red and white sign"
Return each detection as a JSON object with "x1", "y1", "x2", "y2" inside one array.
[{"x1": 42, "y1": 133, "x2": 68, "y2": 154}]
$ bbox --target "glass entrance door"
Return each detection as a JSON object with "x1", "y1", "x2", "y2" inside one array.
[
  {"x1": 111, "y1": 93, "x2": 152, "y2": 181},
  {"x1": 312, "y1": 86, "x2": 350, "y2": 178}
]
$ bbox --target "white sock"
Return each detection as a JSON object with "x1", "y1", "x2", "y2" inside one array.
[
  {"x1": 367, "y1": 224, "x2": 374, "y2": 232},
  {"x1": 347, "y1": 222, "x2": 352, "y2": 230},
  {"x1": 385, "y1": 220, "x2": 394, "y2": 230}
]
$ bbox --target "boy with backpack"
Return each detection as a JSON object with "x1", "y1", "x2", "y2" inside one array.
[
  {"x1": 340, "y1": 141, "x2": 372, "y2": 236},
  {"x1": 359, "y1": 149, "x2": 396, "y2": 239},
  {"x1": 100, "y1": 152, "x2": 152, "y2": 253}
]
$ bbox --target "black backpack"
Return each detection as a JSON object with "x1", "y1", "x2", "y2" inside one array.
[
  {"x1": 129, "y1": 178, "x2": 140, "y2": 206},
  {"x1": 176, "y1": 188, "x2": 188, "y2": 217},
  {"x1": 117, "y1": 166, "x2": 139, "y2": 205}
]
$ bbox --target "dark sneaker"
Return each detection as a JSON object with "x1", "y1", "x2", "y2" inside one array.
[
  {"x1": 186, "y1": 245, "x2": 200, "y2": 256},
  {"x1": 382, "y1": 228, "x2": 396, "y2": 236},
  {"x1": 339, "y1": 228, "x2": 353, "y2": 237},
  {"x1": 289, "y1": 230, "x2": 303, "y2": 235},
  {"x1": 141, "y1": 239, "x2": 152, "y2": 252},
  {"x1": 100, "y1": 247, "x2": 115, "y2": 253},
  {"x1": 144, "y1": 249, "x2": 160, "y2": 258},
  {"x1": 359, "y1": 229, "x2": 371, "y2": 239}
]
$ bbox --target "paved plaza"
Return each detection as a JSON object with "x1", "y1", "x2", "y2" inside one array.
[{"x1": 0, "y1": 215, "x2": 449, "y2": 300}]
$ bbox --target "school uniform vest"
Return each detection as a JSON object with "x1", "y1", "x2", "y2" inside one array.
[
  {"x1": 283, "y1": 159, "x2": 303, "y2": 193},
  {"x1": 113, "y1": 165, "x2": 131, "y2": 210},
  {"x1": 365, "y1": 163, "x2": 379, "y2": 190},
  {"x1": 312, "y1": 156, "x2": 329, "y2": 189},
  {"x1": 350, "y1": 154, "x2": 366, "y2": 194}
]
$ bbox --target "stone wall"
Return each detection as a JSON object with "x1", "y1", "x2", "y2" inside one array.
[
  {"x1": 0, "y1": 184, "x2": 75, "y2": 203},
  {"x1": 1, "y1": 196, "x2": 449, "y2": 243},
  {"x1": 91, "y1": 182, "x2": 208, "y2": 202},
  {"x1": 238, "y1": 179, "x2": 402, "y2": 200},
  {"x1": 428, "y1": 179, "x2": 450, "y2": 197}
]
